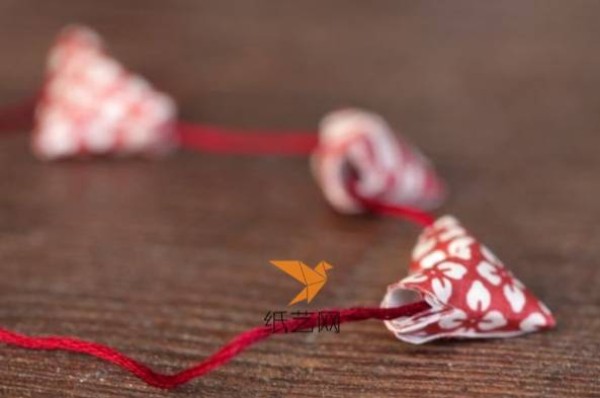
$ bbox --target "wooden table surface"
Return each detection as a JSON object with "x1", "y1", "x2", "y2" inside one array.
[{"x1": 1, "y1": 1, "x2": 599, "y2": 397}]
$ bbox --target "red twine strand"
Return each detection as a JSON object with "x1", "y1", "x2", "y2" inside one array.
[
  {"x1": 354, "y1": 194, "x2": 435, "y2": 227},
  {"x1": 347, "y1": 180, "x2": 436, "y2": 228},
  {"x1": 177, "y1": 122, "x2": 318, "y2": 155},
  {"x1": 0, "y1": 302, "x2": 430, "y2": 389}
]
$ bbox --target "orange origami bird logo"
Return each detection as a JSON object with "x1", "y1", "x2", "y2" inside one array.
[{"x1": 270, "y1": 260, "x2": 333, "y2": 306}]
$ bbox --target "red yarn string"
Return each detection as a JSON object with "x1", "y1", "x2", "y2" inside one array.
[
  {"x1": 0, "y1": 301, "x2": 429, "y2": 389},
  {"x1": 347, "y1": 180, "x2": 435, "y2": 228},
  {"x1": 176, "y1": 121, "x2": 318, "y2": 155},
  {"x1": 354, "y1": 194, "x2": 435, "y2": 227}
]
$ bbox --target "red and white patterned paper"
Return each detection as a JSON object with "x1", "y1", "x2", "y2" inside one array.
[
  {"x1": 33, "y1": 25, "x2": 177, "y2": 159},
  {"x1": 381, "y1": 216, "x2": 555, "y2": 344},
  {"x1": 312, "y1": 109, "x2": 445, "y2": 214}
]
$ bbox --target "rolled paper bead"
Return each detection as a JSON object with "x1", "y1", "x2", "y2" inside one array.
[
  {"x1": 311, "y1": 108, "x2": 445, "y2": 214},
  {"x1": 33, "y1": 25, "x2": 177, "y2": 160}
]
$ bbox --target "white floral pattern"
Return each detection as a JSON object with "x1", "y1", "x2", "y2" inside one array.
[
  {"x1": 439, "y1": 309, "x2": 507, "y2": 332},
  {"x1": 382, "y1": 215, "x2": 555, "y2": 344},
  {"x1": 404, "y1": 261, "x2": 467, "y2": 304},
  {"x1": 466, "y1": 280, "x2": 491, "y2": 312},
  {"x1": 477, "y1": 260, "x2": 526, "y2": 313},
  {"x1": 520, "y1": 312, "x2": 547, "y2": 332}
]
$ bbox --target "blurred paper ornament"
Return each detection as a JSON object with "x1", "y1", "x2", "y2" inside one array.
[
  {"x1": 33, "y1": 25, "x2": 177, "y2": 159},
  {"x1": 312, "y1": 109, "x2": 445, "y2": 214},
  {"x1": 381, "y1": 215, "x2": 555, "y2": 344}
]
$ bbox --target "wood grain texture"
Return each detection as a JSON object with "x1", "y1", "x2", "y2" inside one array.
[{"x1": 0, "y1": 1, "x2": 599, "y2": 396}]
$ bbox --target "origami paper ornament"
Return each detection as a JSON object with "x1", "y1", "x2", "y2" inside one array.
[
  {"x1": 381, "y1": 215, "x2": 555, "y2": 344},
  {"x1": 33, "y1": 25, "x2": 177, "y2": 159},
  {"x1": 312, "y1": 109, "x2": 446, "y2": 214}
]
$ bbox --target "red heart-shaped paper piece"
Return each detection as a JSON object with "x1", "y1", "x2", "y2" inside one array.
[
  {"x1": 33, "y1": 26, "x2": 177, "y2": 159},
  {"x1": 381, "y1": 216, "x2": 555, "y2": 344}
]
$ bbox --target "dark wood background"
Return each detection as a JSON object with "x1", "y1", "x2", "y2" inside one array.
[{"x1": 0, "y1": 1, "x2": 599, "y2": 397}]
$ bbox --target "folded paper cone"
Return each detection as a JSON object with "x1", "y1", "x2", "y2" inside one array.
[
  {"x1": 382, "y1": 216, "x2": 555, "y2": 344},
  {"x1": 312, "y1": 108, "x2": 445, "y2": 214},
  {"x1": 33, "y1": 25, "x2": 177, "y2": 159}
]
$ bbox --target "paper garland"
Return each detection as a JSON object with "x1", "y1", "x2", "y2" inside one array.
[{"x1": 0, "y1": 26, "x2": 557, "y2": 387}]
